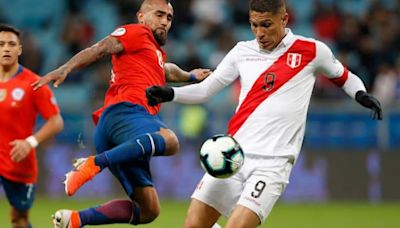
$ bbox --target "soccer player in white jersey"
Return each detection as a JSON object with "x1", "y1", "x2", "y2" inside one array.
[{"x1": 146, "y1": 0, "x2": 382, "y2": 227}]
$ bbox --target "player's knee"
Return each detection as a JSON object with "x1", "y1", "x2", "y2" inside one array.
[
  {"x1": 184, "y1": 213, "x2": 205, "y2": 228},
  {"x1": 159, "y1": 128, "x2": 179, "y2": 156},
  {"x1": 225, "y1": 215, "x2": 261, "y2": 228},
  {"x1": 11, "y1": 208, "x2": 30, "y2": 228},
  {"x1": 140, "y1": 207, "x2": 160, "y2": 224},
  {"x1": 11, "y1": 217, "x2": 29, "y2": 228}
]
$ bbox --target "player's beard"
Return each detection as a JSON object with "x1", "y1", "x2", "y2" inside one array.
[{"x1": 153, "y1": 30, "x2": 167, "y2": 46}]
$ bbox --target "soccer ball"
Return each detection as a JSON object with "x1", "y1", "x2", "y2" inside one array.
[{"x1": 199, "y1": 134, "x2": 244, "y2": 178}]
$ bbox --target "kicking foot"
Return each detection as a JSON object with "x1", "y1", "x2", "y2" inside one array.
[
  {"x1": 64, "y1": 156, "x2": 100, "y2": 196},
  {"x1": 53, "y1": 209, "x2": 81, "y2": 228}
]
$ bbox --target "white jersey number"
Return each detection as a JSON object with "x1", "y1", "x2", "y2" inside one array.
[{"x1": 156, "y1": 50, "x2": 164, "y2": 69}]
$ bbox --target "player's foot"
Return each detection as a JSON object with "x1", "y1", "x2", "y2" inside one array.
[
  {"x1": 53, "y1": 209, "x2": 81, "y2": 228},
  {"x1": 64, "y1": 156, "x2": 101, "y2": 196}
]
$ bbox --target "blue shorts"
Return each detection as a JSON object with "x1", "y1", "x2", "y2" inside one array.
[
  {"x1": 94, "y1": 102, "x2": 167, "y2": 198},
  {"x1": 0, "y1": 176, "x2": 36, "y2": 212}
]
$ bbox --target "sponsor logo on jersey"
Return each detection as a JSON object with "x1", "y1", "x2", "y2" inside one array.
[
  {"x1": 111, "y1": 27, "x2": 126, "y2": 36},
  {"x1": 11, "y1": 88, "x2": 24, "y2": 101},
  {"x1": 0, "y1": 89, "x2": 6, "y2": 102},
  {"x1": 286, "y1": 53, "x2": 302, "y2": 69}
]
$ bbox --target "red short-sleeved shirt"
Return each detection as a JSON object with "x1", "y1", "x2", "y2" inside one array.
[
  {"x1": 92, "y1": 24, "x2": 167, "y2": 124},
  {"x1": 0, "y1": 66, "x2": 60, "y2": 183}
]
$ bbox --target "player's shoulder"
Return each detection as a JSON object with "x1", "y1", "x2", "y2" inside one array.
[
  {"x1": 113, "y1": 24, "x2": 150, "y2": 35},
  {"x1": 293, "y1": 33, "x2": 328, "y2": 49},
  {"x1": 289, "y1": 32, "x2": 319, "y2": 48},
  {"x1": 19, "y1": 67, "x2": 40, "y2": 82},
  {"x1": 236, "y1": 39, "x2": 258, "y2": 49},
  {"x1": 291, "y1": 33, "x2": 334, "y2": 61},
  {"x1": 289, "y1": 32, "x2": 334, "y2": 57},
  {"x1": 231, "y1": 39, "x2": 259, "y2": 53}
]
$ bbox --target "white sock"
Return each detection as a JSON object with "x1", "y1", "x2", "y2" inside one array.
[{"x1": 211, "y1": 224, "x2": 222, "y2": 228}]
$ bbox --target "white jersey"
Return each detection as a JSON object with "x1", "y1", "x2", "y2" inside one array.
[{"x1": 173, "y1": 29, "x2": 366, "y2": 158}]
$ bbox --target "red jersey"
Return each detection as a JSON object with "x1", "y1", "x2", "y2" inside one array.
[
  {"x1": 0, "y1": 66, "x2": 60, "y2": 184},
  {"x1": 92, "y1": 24, "x2": 167, "y2": 124}
]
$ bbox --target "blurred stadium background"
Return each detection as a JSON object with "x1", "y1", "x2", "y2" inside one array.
[{"x1": 1, "y1": 0, "x2": 400, "y2": 227}]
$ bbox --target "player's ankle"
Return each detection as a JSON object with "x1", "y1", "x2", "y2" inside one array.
[
  {"x1": 71, "y1": 210, "x2": 81, "y2": 227},
  {"x1": 93, "y1": 154, "x2": 108, "y2": 170}
]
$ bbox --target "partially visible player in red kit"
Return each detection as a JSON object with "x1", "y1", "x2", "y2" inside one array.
[
  {"x1": 33, "y1": 0, "x2": 211, "y2": 227},
  {"x1": 0, "y1": 24, "x2": 64, "y2": 228}
]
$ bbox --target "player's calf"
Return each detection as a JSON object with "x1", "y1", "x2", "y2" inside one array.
[
  {"x1": 157, "y1": 128, "x2": 179, "y2": 156},
  {"x1": 137, "y1": 204, "x2": 160, "y2": 224},
  {"x1": 11, "y1": 208, "x2": 30, "y2": 228}
]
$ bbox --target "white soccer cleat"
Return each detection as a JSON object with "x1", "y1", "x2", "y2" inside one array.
[{"x1": 53, "y1": 209, "x2": 80, "y2": 228}]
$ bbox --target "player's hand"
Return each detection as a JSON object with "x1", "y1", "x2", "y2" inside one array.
[
  {"x1": 32, "y1": 65, "x2": 70, "y2": 90},
  {"x1": 189, "y1": 68, "x2": 212, "y2": 82},
  {"x1": 146, "y1": 86, "x2": 174, "y2": 106},
  {"x1": 9, "y1": 140, "x2": 32, "y2": 162},
  {"x1": 355, "y1": 91, "x2": 383, "y2": 120}
]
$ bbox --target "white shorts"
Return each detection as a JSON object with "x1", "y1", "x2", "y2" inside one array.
[{"x1": 191, "y1": 155, "x2": 294, "y2": 223}]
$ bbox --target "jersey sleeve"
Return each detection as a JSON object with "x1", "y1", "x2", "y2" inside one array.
[
  {"x1": 173, "y1": 44, "x2": 240, "y2": 104},
  {"x1": 315, "y1": 41, "x2": 349, "y2": 86},
  {"x1": 315, "y1": 40, "x2": 366, "y2": 98},
  {"x1": 173, "y1": 73, "x2": 227, "y2": 104},
  {"x1": 212, "y1": 44, "x2": 240, "y2": 85},
  {"x1": 33, "y1": 85, "x2": 60, "y2": 120},
  {"x1": 110, "y1": 25, "x2": 148, "y2": 53}
]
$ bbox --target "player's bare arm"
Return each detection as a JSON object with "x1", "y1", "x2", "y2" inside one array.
[
  {"x1": 164, "y1": 62, "x2": 211, "y2": 83},
  {"x1": 32, "y1": 36, "x2": 124, "y2": 89},
  {"x1": 9, "y1": 114, "x2": 63, "y2": 162}
]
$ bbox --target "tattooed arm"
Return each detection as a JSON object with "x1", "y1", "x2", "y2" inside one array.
[
  {"x1": 165, "y1": 63, "x2": 211, "y2": 83},
  {"x1": 33, "y1": 36, "x2": 124, "y2": 89}
]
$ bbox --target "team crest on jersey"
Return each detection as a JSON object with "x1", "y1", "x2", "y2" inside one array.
[
  {"x1": 0, "y1": 89, "x2": 6, "y2": 102},
  {"x1": 287, "y1": 53, "x2": 302, "y2": 69},
  {"x1": 111, "y1": 27, "x2": 126, "y2": 36},
  {"x1": 11, "y1": 88, "x2": 25, "y2": 101}
]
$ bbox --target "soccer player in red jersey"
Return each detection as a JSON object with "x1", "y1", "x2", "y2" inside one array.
[
  {"x1": 33, "y1": 0, "x2": 210, "y2": 227},
  {"x1": 0, "y1": 24, "x2": 64, "y2": 228}
]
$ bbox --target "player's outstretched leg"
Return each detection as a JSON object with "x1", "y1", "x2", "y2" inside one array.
[
  {"x1": 53, "y1": 209, "x2": 81, "y2": 228},
  {"x1": 64, "y1": 156, "x2": 101, "y2": 196},
  {"x1": 65, "y1": 131, "x2": 172, "y2": 196}
]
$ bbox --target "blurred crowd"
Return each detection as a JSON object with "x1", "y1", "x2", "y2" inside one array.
[
  {"x1": 310, "y1": 0, "x2": 400, "y2": 106},
  {"x1": 1, "y1": 0, "x2": 399, "y2": 105}
]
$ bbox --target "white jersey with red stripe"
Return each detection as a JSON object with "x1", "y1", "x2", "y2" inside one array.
[{"x1": 173, "y1": 29, "x2": 366, "y2": 158}]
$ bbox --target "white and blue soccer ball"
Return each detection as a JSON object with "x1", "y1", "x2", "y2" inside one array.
[{"x1": 199, "y1": 134, "x2": 244, "y2": 178}]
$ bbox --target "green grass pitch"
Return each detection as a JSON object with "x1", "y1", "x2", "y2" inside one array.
[{"x1": 1, "y1": 198, "x2": 399, "y2": 227}]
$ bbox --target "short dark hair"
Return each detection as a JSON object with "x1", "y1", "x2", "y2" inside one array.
[
  {"x1": 0, "y1": 24, "x2": 21, "y2": 38},
  {"x1": 249, "y1": 0, "x2": 286, "y2": 14}
]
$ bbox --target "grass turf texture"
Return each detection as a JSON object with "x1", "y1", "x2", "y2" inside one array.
[{"x1": 0, "y1": 198, "x2": 399, "y2": 227}]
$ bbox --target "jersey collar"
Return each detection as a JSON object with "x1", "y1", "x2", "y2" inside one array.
[
  {"x1": 12, "y1": 64, "x2": 24, "y2": 78},
  {"x1": 259, "y1": 28, "x2": 294, "y2": 53},
  {"x1": 279, "y1": 28, "x2": 294, "y2": 48}
]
